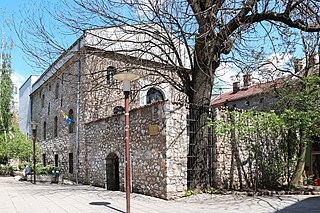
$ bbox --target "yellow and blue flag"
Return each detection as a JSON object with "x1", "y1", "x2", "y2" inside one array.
[{"x1": 61, "y1": 110, "x2": 72, "y2": 125}]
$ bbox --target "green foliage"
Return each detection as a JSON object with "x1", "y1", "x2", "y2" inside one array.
[
  {"x1": 36, "y1": 164, "x2": 60, "y2": 176},
  {"x1": 211, "y1": 76, "x2": 320, "y2": 189},
  {"x1": 184, "y1": 187, "x2": 216, "y2": 197},
  {"x1": 202, "y1": 187, "x2": 217, "y2": 194},
  {"x1": 0, "y1": 165, "x2": 13, "y2": 176},
  {"x1": 19, "y1": 162, "x2": 31, "y2": 171},
  {"x1": 184, "y1": 189, "x2": 195, "y2": 197},
  {"x1": 0, "y1": 52, "x2": 14, "y2": 132},
  {"x1": 0, "y1": 126, "x2": 34, "y2": 163},
  {"x1": 214, "y1": 110, "x2": 288, "y2": 188},
  {"x1": 0, "y1": 38, "x2": 34, "y2": 166}
]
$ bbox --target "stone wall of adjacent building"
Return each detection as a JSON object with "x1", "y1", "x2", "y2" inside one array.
[
  {"x1": 213, "y1": 108, "x2": 288, "y2": 190},
  {"x1": 84, "y1": 101, "x2": 188, "y2": 200},
  {"x1": 213, "y1": 109, "x2": 254, "y2": 190}
]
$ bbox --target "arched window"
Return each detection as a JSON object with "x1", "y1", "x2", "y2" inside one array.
[
  {"x1": 106, "y1": 66, "x2": 116, "y2": 84},
  {"x1": 55, "y1": 83, "x2": 59, "y2": 99},
  {"x1": 146, "y1": 88, "x2": 164, "y2": 104},
  {"x1": 68, "y1": 109, "x2": 74, "y2": 133},
  {"x1": 54, "y1": 116, "x2": 58, "y2": 137},
  {"x1": 43, "y1": 121, "x2": 47, "y2": 140},
  {"x1": 41, "y1": 94, "x2": 45, "y2": 108},
  {"x1": 113, "y1": 106, "x2": 125, "y2": 115}
]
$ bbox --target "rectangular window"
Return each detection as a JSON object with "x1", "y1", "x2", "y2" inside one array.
[
  {"x1": 55, "y1": 83, "x2": 59, "y2": 99},
  {"x1": 41, "y1": 94, "x2": 45, "y2": 108},
  {"x1": 69, "y1": 153, "x2": 73, "y2": 174},
  {"x1": 54, "y1": 116, "x2": 58, "y2": 137},
  {"x1": 43, "y1": 122, "x2": 47, "y2": 140},
  {"x1": 43, "y1": 154, "x2": 46, "y2": 167},
  {"x1": 54, "y1": 154, "x2": 58, "y2": 167}
]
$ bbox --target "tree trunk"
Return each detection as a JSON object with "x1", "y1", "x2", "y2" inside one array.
[
  {"x1": 290, "y1": 133, "x2": 307, "y2": 187},
  {"x1": 187, "y1": 27, "x2": 220, "y2": 189}
]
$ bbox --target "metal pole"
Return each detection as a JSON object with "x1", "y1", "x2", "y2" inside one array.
[
  {"x1": 124, "y1": 91, "x2": 130, "y2": 213},
  {"x1": 32, "y1": 129, "x2": 36, "y2": 184},
  {"x1": 75, "y1": 39, "x2": 81, "y2": 184}
]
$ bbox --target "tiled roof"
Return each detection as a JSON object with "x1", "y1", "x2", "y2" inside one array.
[{"x1": 210, "y1": 78, "x2": 286, "y2": 106}]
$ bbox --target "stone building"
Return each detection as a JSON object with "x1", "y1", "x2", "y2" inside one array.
[
  {"x1": 27, "y1": 27, "x2": 189, "y2": 199},
  {"x1": 211, "y1": 76, "x2": 285, "y2": 110}
]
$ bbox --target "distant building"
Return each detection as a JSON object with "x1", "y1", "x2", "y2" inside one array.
[
  {"x1": 18, "y1": 75, "x2": 39, "y2": 136},
  {"x1": 211, "y1": 75, "x2": 285, "y2": 110}
]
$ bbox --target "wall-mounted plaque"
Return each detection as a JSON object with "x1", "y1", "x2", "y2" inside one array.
[{"x1": 149, "y1": 124, "x2": 159, "y2": 136}]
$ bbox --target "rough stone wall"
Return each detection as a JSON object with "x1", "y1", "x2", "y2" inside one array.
[
  {"x1": 213, "y1": 108, "x2": 288, "y2": 190},
  {"x1": 80, "y1": 50, "x2": 187, "y2": 123},
  {"x1": 165, "y1": 103, "x2": 188, "y2": 199},
  {"x1": 213, "y1": 109, "x2": 249, "y2": 190},
  {"x1": 31, "y1": 45, "x2": 187, "y2": 198},
  {"x1": 84, "y1": 102, "x2": 188, "y2": 199},
  {"x1": 31, "y1": 58, "x2": 80, "y2": 181}
]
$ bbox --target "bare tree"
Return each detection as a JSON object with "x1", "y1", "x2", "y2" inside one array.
[{"x1": 15, "y1": 0, "x2": 320, "y2": 189}]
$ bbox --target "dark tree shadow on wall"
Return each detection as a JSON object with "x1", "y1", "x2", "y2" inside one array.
[
  {"x1": 89, "y1": 201, "x2": 125, "y2": 213},
  {"x1": 276, "y1": 197, "x2": 320, "y2": 213}
]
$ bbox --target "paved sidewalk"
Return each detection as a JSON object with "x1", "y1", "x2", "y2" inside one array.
[{"x1": 1, "y1": 176, "x2": 320, "y2": 213}]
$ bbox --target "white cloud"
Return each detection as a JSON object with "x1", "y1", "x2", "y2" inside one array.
[
  {"x1": 11, "y1": 72, "x2": 25, "y2": 89},
  {"x1": 213, "y1": 53, "x2": 293, "y2": 95},
  {"x1": 11, "y1": 72, "x2": 26, "y2": 102},
  {"x1": 214, "y1": 63, "x2": 239, "y2": 93},
  {"x1": 252, "y1": 53, "x2": 292, "y2": 83}
]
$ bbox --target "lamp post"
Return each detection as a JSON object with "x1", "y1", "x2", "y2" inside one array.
[
  {"x1": 30, "y1": 121, "x2": 37, "y2": 184},
  {"x1": 114, "y1": 72, "x2": 139, "y2": 213}
]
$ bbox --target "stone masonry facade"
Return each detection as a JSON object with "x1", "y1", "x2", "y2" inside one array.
[
  {"x1": 30, "y1": 34, "x2": 188, "y2": 199},
  {"x1": 85, "y1": 102, "x2": 188, "y2": 199}
]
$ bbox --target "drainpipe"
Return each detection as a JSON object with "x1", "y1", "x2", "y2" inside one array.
[{"x1": 75, "y1": 39, "x2": 81, "y2": 184}]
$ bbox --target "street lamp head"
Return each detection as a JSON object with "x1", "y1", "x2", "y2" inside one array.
[
  {"x1": 114, "y1": 72, "x2": 140, "y2": 92},
  {"x1": 30, "y1": 121, "x2": 38, "y2": 131}
]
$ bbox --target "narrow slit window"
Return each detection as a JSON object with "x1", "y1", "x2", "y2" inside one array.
[
  {"x1": 106, "y1": 67, "x2": 115, "y2": 84},
  {"x1": 69, "y1": 153, "x2": 73, "y2": 174},
  {"x1": 54, "y1": 154, "x2": 58, "y2": 167}
]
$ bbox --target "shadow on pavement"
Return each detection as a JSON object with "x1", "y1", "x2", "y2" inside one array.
[
  {"x1": 276, "y1": 197, "x2": 320, "y2": 213},
  {"x1": 89, "y1": 201, "x2": 125, "y2": 213}
]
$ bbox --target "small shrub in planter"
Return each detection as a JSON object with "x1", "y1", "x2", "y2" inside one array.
[{"x1": 51, "y1": 168, "x2": 60, "y2": 183}]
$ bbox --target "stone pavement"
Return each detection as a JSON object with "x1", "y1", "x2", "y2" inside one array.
[{"x1": 1, "y1": 176, "x2": 320, "y2": 213}]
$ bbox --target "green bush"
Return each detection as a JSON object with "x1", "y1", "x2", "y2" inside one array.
[
  {"x1": 184, "y1": 189, "x2": 194, "y2": 197},
  {"x1": 0, "y1": 165, "x2": 14, "y2": 176},
  {"x1": 18, "y1": 163, "x2": 60, "y2": 176},
  {"x1": 36, "y1": 164, "x2": 60, "y2": 176},
  {"x1": 19, "y1": 162, "x2": 31, "y2": 171}
]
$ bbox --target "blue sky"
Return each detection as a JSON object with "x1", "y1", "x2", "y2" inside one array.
[
  {"x1": 0, "y1": 0, "x2": 304, "y2": 93},
  {"x1": 1, "y1": 0, "x2": 35, "y2": 88}
]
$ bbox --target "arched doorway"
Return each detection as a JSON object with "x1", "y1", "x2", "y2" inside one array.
[{"x1": 106, "y1": 153, "x2": 120, "y2": 190}]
